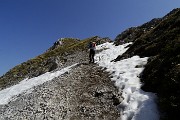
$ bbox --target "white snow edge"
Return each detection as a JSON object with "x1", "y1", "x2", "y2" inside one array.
[
  {"x1": 95, "y1": 42, "x2": 159, "y2": 120},
  {"x1": 0, "y1": 63, "x2": 77, "y2": 105}
]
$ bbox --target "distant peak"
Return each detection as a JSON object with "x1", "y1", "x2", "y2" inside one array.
[{"x1": 47, "y1": 38, "x2": 80, "y2": 52}]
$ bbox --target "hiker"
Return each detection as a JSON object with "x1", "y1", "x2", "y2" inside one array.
[{"x1": 88, "y1": 41, "x2": 96, "y2": 63}]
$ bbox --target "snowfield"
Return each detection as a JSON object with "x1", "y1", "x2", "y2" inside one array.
[
  {"x1": 0, "y1": 42, "x2": 159, "y2": 120},
  {"x1": 95, "y1": 42, "x2": 159, "y2": 120}
]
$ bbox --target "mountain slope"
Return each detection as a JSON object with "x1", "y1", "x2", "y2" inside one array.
[
  {"x1": 0, "y1": 41, "x2": 159, "y2": 120},
  {"x1": 114, "y1": 18, "x2": 162, "y2": 45},
  {"x1": 0, "y1": 63, "x2": 121, "y2": 119},
  {"x1": 0, "y1": 8, "x2": 179, "y2": 120},
  {"x1": 0, "y1": 36, "x2": 111, "y2": 90},
  {"x1": 114, "y1": 8, "x2": 180, "y2": 120}
]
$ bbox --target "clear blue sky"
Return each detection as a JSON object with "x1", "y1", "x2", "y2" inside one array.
[{"x1": 0, "y1": 0, "x2": 180, "y2": 76}]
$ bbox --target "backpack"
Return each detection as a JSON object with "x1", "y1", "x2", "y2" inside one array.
[
  {"x1": 89, "y1": 42, "x2": 96, "y2": 49},
  {"x1": 92, "y1": 42, "x2": 96, "y2": 47}
]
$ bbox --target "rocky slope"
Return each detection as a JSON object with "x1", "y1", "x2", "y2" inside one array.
[
  {"x1": 114, "y1": 8, "x2": 179, "y2": 46},
  {"x1": 0, "y1": 36, "x2": 111, "y2": 90},
  {"x1": 0, "y1": 36, "x2": 122, "y2": 119},
  {"x1": 114, "y1": 18, "x2": 162, "y2": 45},
  {"x1": 0, "y1": 63, "x2": 122, "y2": 120},
  {"x1": 114, "y1": 8, "x2": 180, "y2": 120}
]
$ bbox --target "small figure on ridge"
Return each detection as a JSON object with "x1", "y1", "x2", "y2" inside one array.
[{"x1": 88, "y1": 41, "x2": 96, "y2": 63}]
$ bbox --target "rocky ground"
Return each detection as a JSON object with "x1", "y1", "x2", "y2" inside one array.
[{"x1": 0, "y1": 62, "x2": 122, "y2": 120}]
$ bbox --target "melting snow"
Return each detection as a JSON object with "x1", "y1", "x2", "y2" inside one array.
[
  {"x1": 95, "y1": 42, "x2": 159, "y2": 120},
  {"x1": 0, "y1": 63, "x2": 77, "y2": 105}
]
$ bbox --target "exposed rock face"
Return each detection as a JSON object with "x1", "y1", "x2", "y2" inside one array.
[
  {"x1": 114, "y1": 8, "x2": 180, "y2": 120},
  {"x1": 0, "y1": 63, "x2": 122, "y2": 120}
]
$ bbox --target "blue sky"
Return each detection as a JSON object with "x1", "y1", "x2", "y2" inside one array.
[{"x1": 0, "y1": 0, "x2": 180, "y2": 76}]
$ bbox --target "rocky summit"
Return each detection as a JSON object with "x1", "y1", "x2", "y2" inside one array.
[{"x1": 0, "y1": 8, "x2": 180, "y2": 120}]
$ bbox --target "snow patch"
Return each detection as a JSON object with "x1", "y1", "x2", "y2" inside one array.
[
  {"x1": 0, "y1": 63, "x2": 77, "y2": 105},
  {"x1": 95, "y1": 42, "x2": 159, "y2": 120}
]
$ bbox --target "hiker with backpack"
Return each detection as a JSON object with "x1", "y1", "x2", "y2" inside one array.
[{"x1": 88, "y1": 41, "x2": 96, "y2": 63}]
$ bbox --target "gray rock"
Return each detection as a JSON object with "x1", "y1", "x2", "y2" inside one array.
[{"x1": 0, "y1": 63, "x2": 122, "y2": 120}]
